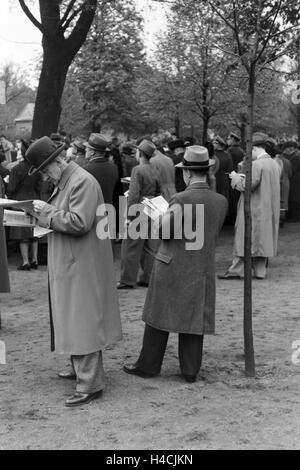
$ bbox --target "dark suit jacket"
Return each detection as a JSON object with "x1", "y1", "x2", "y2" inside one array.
[{"x1": 84, "y1": 158, "x2": 118, "y2": 204}]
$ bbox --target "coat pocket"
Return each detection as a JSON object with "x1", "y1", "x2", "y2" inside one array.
[{"x1": 155, "y1": 251, "x2": 173, "y2": 264}]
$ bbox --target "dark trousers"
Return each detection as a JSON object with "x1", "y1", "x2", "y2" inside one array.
[{"x1": 137, "y1": 324, "x2": 204, "y2": 377}]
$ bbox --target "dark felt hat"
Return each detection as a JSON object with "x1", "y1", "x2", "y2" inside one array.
[
  {"x1": 86, "y1": 133, "x2": 109, "y2": 152},
  {"x1": 229, "y1": 132, "x2": 240, "y2": 142},
  {"x1": 25, "y1": 136, "x2": 65, "y2": 176},
  {"x1": 214, "y1": 135, "x2": 226, "y2": 147},
  {"x1": 252, "y1": 132, "x2": 269, "y2": 147},
  {"x1": 50, "y1": 132, "x2": 63, "y2": 143},
  {"x1": 73, "y1": 139, "x2": 86, "y2": 153}
]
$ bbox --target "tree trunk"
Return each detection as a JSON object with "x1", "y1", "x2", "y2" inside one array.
[
  {"x1": 202, "y1": 114, "x2": 210, "y2": 145},
  {"x1": 244, "y1": 63, "x2": 256, "y2": 377},
  {"x1": 32, "y1": 41, "x2": 70, "y2": 138}
]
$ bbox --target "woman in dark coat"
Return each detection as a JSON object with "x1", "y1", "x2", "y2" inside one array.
[
  {"x1": 0, "y1": 176, "x2": 10, "y2": 327},
  {"x1": 6, "y1": 149, "x2": 41, "y2": 270}
]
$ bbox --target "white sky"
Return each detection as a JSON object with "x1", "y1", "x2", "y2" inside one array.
[{"x1": 0, "y1": 0, "x2": 167, "y2": 73}]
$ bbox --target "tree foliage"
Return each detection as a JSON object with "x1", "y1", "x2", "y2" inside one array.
[{"x1": 65, "y1": 0, "x2": 146, "y2": 135}]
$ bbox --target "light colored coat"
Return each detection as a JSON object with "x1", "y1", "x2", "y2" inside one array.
[
  {"x1": 37, "y1": 162, "x2": 122, "y2": 355},
  {"x1": 142, "y1": 182, "x2": 228, "y2": 335},
  {"x1": 234, "y1": 153, "x2": 281, "y2": 257},
  {"x1": 150, "y1": 150, "x2": 176, "y2": 202}
]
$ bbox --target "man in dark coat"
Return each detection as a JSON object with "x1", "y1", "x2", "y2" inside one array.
[
  {"x1": 84, "y1": 133, "x2": 118, "y2": 205},
  {"x1": 282, "y1": 141, "x2": 300, "y2": 222},
  {"x1": 227, "y1": 132, "x2": 244, "y2": 224},
  {"x1": 123, "y1": 145, "x2": 228, "y2": 383},
  {"x1": 168, "y1": 139, "x2": 186, "y2": 192},
  {"x1": 213, "y1": 135, "x2": 233, "y2": 204}
]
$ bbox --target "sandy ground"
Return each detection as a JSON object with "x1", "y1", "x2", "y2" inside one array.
[{"x1": 0, "y1": 223, "x2": 300, "y2": 450}]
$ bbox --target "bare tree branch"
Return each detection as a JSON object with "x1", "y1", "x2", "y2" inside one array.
[
  {"x1": 18, "y1": 0, "x2": 46, "y2": 35},
  {"x1": 59, "y1": 0, "x2": 77, "y2": 28}
]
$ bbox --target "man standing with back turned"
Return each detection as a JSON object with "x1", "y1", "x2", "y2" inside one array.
[{"x1": 123, "y1": 146, "x2": 227, "y2": 383}]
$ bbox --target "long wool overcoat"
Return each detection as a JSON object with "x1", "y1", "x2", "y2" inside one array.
[
  {"x1": 142, "y1": 182, "x2": 228, "y2": 335},
  {"x1": 37, "y1": 162, "x2": 122, "y2": 355},
  {"x1": 233, "y1": 153, "x2": 281, "y2": 257}
]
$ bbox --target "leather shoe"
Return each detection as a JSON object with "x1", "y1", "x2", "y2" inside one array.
[
  {"x1": 137, "y1": 281, "x2": 148, "y2": 287},
  {"x1": 65, "y1": 390, "x2": 103, "y2": 407},
  {"x1": 58, "y1": 370, "x2": 76, "y2": 380},
  {"x1": 218, "y1": 274, "x2": 242, "y2": 280},
  {"x1": 184, "y1": 375, "x2": 196, "y2": 383},
  {"x1": 117, "y1": 282, "x2": 134, "y2": 290},
  {"x1": 17, "y1": 263, "x2": 31, "y2": 271},
  {"x1": 123, "y1": 364, "x2": 156, "y2": 378}
]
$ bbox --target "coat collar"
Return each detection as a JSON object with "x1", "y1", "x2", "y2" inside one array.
[
  {"x1": 58, "y1": 161, "x2": 78, "y2": 191},
  {"x1": 185, "y1": 181, "x2": 209, "y2": 191}
]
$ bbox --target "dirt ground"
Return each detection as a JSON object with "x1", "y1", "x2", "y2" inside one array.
[{"x1": 0, "y1": 223, "x2": 299, "y2": 450}]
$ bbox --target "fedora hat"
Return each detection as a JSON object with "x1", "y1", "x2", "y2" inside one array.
[
  {"x1": 50, "y1": 132, "x2": 63, "y2": 143},
  {"x1": 73, "y1": 138, "x2": 86, "y2": 153},
  {"x1": 252, "y1": 132, "x2": 269, "y2": 147},
  {"x1": 229, "y1": 132, "x2": 240, "y2": 142},
  {"x1": 86, "y1": 133, "x2": 109, "y2": 152},
  {"x1": 25, "y1": 136, "x2": 65, "y2": 176},
  {"x1": 137, "y1": 139, "x2": 156, "y2": 158},
  {"x1": 214, "y1": 135, "x2": 226, "y2": 147},
  {"x1": 176, "y1": 145, "x2": 214, "y2": 170}
]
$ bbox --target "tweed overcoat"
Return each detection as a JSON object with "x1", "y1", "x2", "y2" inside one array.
[
  {"x1": 142, "y1": 182, "x2": 227, "y2": 335},
  {"x1": 36, "y1": 162, "x2": 122, "y2": 355},
  {"x1": 233, "y1": 153, "x2": 281, "y2": 257}
]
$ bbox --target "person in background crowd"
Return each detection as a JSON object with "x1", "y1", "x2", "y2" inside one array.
[
  {"x1": 118, "y1": 139, "x2": 161, "y2": 289},
  {"x1": 110, "y1": 137, "x2": 124, "y2": 240},
  {"x1": 71, "y1": 138, "x2": 87, "y2": 167},
  {"x1": 150, "y1": 138, "x2": 176, "y2": 202},
  {"x1": 6, "y1": 141, "x2": 41, "y2": 271},
  {"x1": 84, "y1": 134, "x2": 118, "y2": 206},
  {"x1": 183, "y1": 136, "x2": 195, "y2": 147},
  {"x1": 282, "y1": 141, "x2": 300, "y2": 222},
  {"x1": 25, "y1": 136, "x2": 122, "y2": 407},
  {"x1": 0, "y1": 135, "x2": 13, "y2": 164},
  {"x1": 227, "y1": 132, "x2": 245, "y2": 225},
  {"x1": 219, "y1": 132, "x2": 281, "y2": 280},
  {"x1": 123, "y1": 146, "x2": 228, "y2": 383},
  {"x1": 205, "y1": 141, "x2": 219, "y2": 192},
  {"x1": 121, "y1": 142, "x2": 138, "y2": 177},
  {"x1": 0, "y1": 177, "x2": 10, "y2": 328},
  {"x1": 168, "y1": 139, "x2": 186, "y2": 192},
  {"x1": 265, "y1": 137, "x2": 291, "y2": 228},
  {"x1": 213, "y1": 135, "x2": 233, "y2": 205}
]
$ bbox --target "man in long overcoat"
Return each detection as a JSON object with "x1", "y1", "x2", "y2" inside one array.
[
  {"x1": 220, "y1": 132, "x2": 281, "y2": 280},
  {"x1": 123, "y1": 146, "x2": 227, "y2": 383},
  {"x1": 25, "y1": 137, "x2": 122, "y2": 407}
]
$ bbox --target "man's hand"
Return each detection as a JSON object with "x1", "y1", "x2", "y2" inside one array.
[{"x1": 32, "y1": 200, "x2": 50, "y2": 214}]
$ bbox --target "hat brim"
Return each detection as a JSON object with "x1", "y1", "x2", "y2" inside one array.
[
  {"x1": 85, "y1": 142, "x2": 110, "y2": 152},
  {"x1": 28, "y1": 143, "x2": 66, "y2": 176},
  {"x1": 176, "y1": 159, "x2": 215, "y2": 170}
]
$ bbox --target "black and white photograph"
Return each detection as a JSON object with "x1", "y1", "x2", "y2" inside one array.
[{"x1": 0, "y1": 0, "x2": 300, "y2": 453}]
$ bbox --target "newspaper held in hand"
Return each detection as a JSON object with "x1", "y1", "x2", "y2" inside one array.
[
  {"x1": 142, "y1": 195, "x2": 169, "y2": 221},
  {"x1": 0, "y1": 197, "x2": 34, "y2": 212}
]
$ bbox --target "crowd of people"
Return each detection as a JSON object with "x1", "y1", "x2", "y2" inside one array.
[{"x1": 0, "y1": 127, "x2": 300, "y2": 406}]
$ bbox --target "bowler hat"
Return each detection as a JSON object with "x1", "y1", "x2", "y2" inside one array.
[
  {"x1": 122, "y1": 143, "x2": 134, "y2": 155},
  {"x1": 86, "y1": 133, "x2": 109, "y2": 152},
  {"x1": 176, "y1": 145, "x2": 214, "y2": 170},
  {"x1": 252, "y1": 132, "x2": 269, "y2": 147},
  {"x1": 168, "y1": 139, "x2": 184, "y2": 151},
  {"x1": 25, "y1": 136, "x2": 65, "y2": 176},
  {"x1": 137, "y1": 139, "x2": 156, "y2": 158}
]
